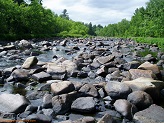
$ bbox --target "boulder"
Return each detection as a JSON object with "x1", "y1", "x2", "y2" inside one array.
[
  {"x1": 122, "y1": 61, "x2": 140, "y2": 70},
  {"x1": 42, "y1": 94, "x2": 53, "y2": 108},
  {"x1": 25, "y1": 114, "x2": 51, "y2": 123},
  {"x1": 71, "y1": 97, "x2": 96, "y2": 113},
  {"x1": 127, "y1": 91, "x2": 153, "y2": 110},
  {"x1": 114, "y1": 99, "x2": 137, "y2": 120},
  {"x1": 22, "y1": 56, "x2": 38, "y2": 69},
  {"x1": 0, "y1": 93, "x2": 30, "y2": 114},
  {"x1": 60, "y1": 40, "x2": 68, "y2": 46},
  {"x1": 138, "y1": 61, "x2": 160, "y2": 75},
  {"x1": 31, "y1": 72, "x2": 51, "y2": 82},
  {"x1": 18, "y1": 39, "x2": 33, "y2": 49},
  {"x1": 123, "y1": 77, "x2": 164, "y2": 101},
  {"x1": 4, "y1": 45, "x2": 16, "y2": 50},
  {"x1": 42, "y1": 109, "x2": 55, "y2": 118},
  {"x1": 134, "y1": 104, "x2": 164, "y2": 123},
  {"x1": 104, "y1": 81, "x2": 131, "y2": 99},
  {"x1": 51, "y1": 81, "x2": 75, "y2": 95},
  {"x1": 79, "y1": 84, "x2": 98, "y2": 97},
  {"x1": 61, "y1": 60, "x2": 77, "y2": 75},
  {"x1": 96, "y1": 55, "x2": 115, "y2": 64},
  {"x1": 11, "y1": 69, "x2": 29, "y2": 81},
  {"x1": 97, "y1": 114, "x2": 116, "y2": 123},
  {"x1": 96, "y1": 66, "x2": 108, "y2": 77},
  {"x1": 52, "y1": 92, "x2": 77, "y2": 114},
  {"x1": 129, "y1": 69, "x2": 156, "y2": 79}
]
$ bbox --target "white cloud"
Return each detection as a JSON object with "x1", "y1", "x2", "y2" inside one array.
[{"x1": 42, "y1": 0, "x2": 149, "y2": 26}]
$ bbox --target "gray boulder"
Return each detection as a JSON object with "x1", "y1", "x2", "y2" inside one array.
[
  {"x1": 31, "y1": 72, "x2": 51, "y2": 82},
  {"x1": 127, "y1": 91, "x2": 153, "y2": 110},
  {"x1": 114, "y1": 99, "x2": 137, "y2": 120},
  {"x1": 122, "y1": 61, "x2": 140, "y2": 70},
  {"x1": 25, "y1": 113, "x2": 52, "y2": 123},
  {"x1": 129, "y1": 69, "x2": 156, "y2": 79},
  {"x1": 97, "y1": 114, "x2": 116, "y2": 123},
  {"x1": 52, "y1": 92, "x2": 77, "y2": 114},
  {"x1": 22, "y1": 56, "x2": 38, "y2": 69},
  {"x1": 123, "y1": 77, "x2": 164, "y2": 101},
  {"x1": 42, "y1": 94, "x2": 53, "y2": 108},
  {"x1": 51, "y1": 81, "x2": 75, "y2": 95},
  {"x1": 134, "y1": 104, "x2": 164, "y2": 123},
  {"x1": 11, "y1": 69, "x2": 29, "y2": 81},
  {"x1": 71, "y1": 97, "x2": 96, "y2": 113},
  {"x1": 79, "y1": 84, "x2": 98, "y2": 97},
  {"x1": 0, "y1": 93, "x2": 30, "y2": 114},
  {"x1": 97, "y1": 55, "x2": 115, "y2": 64},
  {"x1": 104, "y1": 81, "x2": 131, "y2": 99}
]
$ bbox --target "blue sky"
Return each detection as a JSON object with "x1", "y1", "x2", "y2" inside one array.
[{"x1": 43, "y1": 0, "x2": 149, "y2": 26}]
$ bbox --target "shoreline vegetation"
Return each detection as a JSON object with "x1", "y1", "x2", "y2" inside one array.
[{"x1": 0, "y1": 0, "x2": 163, "y2": 42}]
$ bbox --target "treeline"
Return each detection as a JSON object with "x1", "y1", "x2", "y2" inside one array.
[
  {"x1": 0, "y1": 0, "x2": 89, "y2": 40},
  {"x1": 97, "y1": 0, "x2": 164, "y2": 38}
]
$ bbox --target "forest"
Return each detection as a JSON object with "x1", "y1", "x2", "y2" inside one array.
[{"x1": 0, "y1": 0, "x2": 163, "y2": 40}]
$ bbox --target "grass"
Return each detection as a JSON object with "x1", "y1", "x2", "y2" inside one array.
[
  {"x1": 137, "y1": 48, "x2": 158, "y2": 57},
  {"x1": 132, "y1": 37, "x2": 164, "y2": 52}
]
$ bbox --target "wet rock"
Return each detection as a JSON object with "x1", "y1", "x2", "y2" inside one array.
[
  {"x1": 0, "y1": 93, "x2": 30, "y2": 114},
  {"x1": 61, "y1": 60, "x2": 77, "y2": 76},
  {"x1": 74, "y1": 116, "x2": 96, "y2": 123},
  {"x1": 144, "y1": 54, "x2": 157, "y2": 62},
  {"x1": 77, "y1": 71, "x2": 88, "y2": 79},
  {"x1": 96, "y1": 55, "x2": 115, "y2": 64},
  {"x1": 90, "y1": 60, "x2": 101, "y2": 69},
  {"x1": 11, "y1": 69, "x2": 29, "y2": 81},
  {"x1": 123, "y1": 77, "x2": 164, "y2": 101},
  {"x1": 104, "y1": 81, "x2": 131, "y2": 99},
  {"x1": 98, "y1": 88, "x2": 105, "y2": 98},
  {"x1": 157, "y1": 60, "x2": 164, "y2": 66},
  {"x1": 25, "y1": 105, "x2": 37, "y2": 112},
  {"x1": 46, "y1": 63, "x2": 67, "y2": 80},
  {"x1": 0, "y1": 51, "x2": 7, "y2": 57},
  {"x1": 37, "y1": 83, "x2": 51, "y2": 91},
  {"x1": 114, "y1": 99, "x2": 137, "y2": 120},
  {"x1": 51, "y1": 81, "x2": 75, "y2": 95},
  {"x1": 3, "y1": 67, "x2": 17, "y2": 77},
  {"x1": 60, "y1": 40, "x2": 68, "y2": 46},
  {"x1": 4, "y1": 45, "x2": 16, "y2": 50},
  {"x1": 127, "y1": 91, "x2": 153, "y2": 110},
  {"x1": 22, "y1": 56, "x2": 38, "y2": 69},
  {"x1": 31, "y1": 72, "x2": 51, "y2": 82},
  {"x1": 42, "y1": 94, "x2": 53, "y2": 108},
  {"x1": 71, "y1": 97, "x2": 96, "y2": 113},
  {"x1": 96, "y1": 66, "x2": 108, "y2": 77},
  {"x1": 79, "y1": 84, "x2": 98, "y2": 97},
  {"x1": 122, "y1": 61, "x2": 140, "y2": 70},
  {"x1": 134, "y1": 104, "x2": 164, "y2": 123},
  {"x1": 52, "y1": 92, "x2": 77, "y2": 114},
  {"x1": 18, "y1": 39, "x2": 33, "y2": 49},
  {"x1": 129, "y1": 69, "x2": 156, "y2": 79},
  {"x1": 97, "y1": 114, "x2": 116, "y2": 123},
  {"x1": 27, "y1": 91, "x2": 49, "y2": 100},
  {"x1": 42, "y1": 109, "x2": 55, "y2": 118},
  {"x1": 88, "y1": 71, "x2": 96, "y2": 79},
  {"x1": 25, "y1": 113, "x2": 52, "y2": 123}
]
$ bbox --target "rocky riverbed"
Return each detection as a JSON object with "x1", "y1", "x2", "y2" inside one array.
[{"x1": 0, "y1": 38, "x2": 164, "y2": 123}]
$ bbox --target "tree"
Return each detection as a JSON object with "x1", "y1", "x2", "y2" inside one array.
[{"x1": 60, "y1": 9, "x2": 69, "y2": 20}]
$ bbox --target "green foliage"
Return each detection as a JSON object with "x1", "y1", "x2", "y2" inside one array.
[
  {"x1": 97, "y1": 0, "x2": 164, "y2": 38},
  {"x1": 132, "y1": 37, "x2": 164, "y2": 51},
  {"x1": 0, "y1": 1, "x2": 89, "y2": 40},
  {"x1": 137, "y1": 48, "x2": 157, "y2": 58}
]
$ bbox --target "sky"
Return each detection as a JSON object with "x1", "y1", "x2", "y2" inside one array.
[{"x1": 43, "y1": 0, "x2": 150, "y2": 26}]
